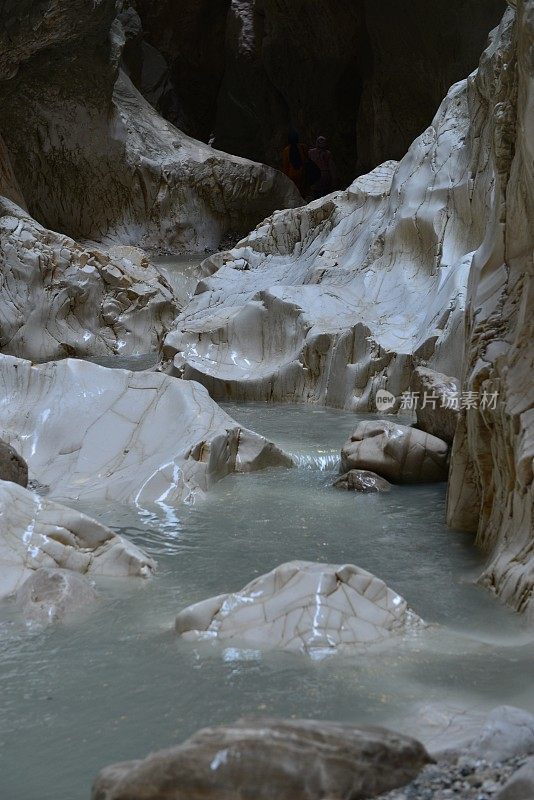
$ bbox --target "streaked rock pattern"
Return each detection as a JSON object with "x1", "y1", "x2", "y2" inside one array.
[
  {"x1": 0, "y1": 480, "x2": 154, "y2": 599},
  {"x1": 341, "y1": 421, "x2": 449, "y2": 484},
  {"x1": 16, "y1": 567, "x2": 100, "y2": 626},
  {"x1": 0, "y1": 356, "x2": 292, "y2": 507},
  {"x1": 175, "y1": 561, "x2": 423, "y2": 657},
  {"x1": 447, "y1": 2, "x2": 534, "y2": 619},
  {"x1": 92, "y1": 716, "x2": 431, "y2": 800},
  {"x1": 0, "y1": 198, "x2": 177, "y2": 362}
]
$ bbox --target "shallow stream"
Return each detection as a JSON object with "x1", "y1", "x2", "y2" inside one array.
[{"x1": 1, "y1": 403, "x2": 533, "y2": 800}]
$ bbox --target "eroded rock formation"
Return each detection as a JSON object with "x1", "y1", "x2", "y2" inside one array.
[
  {"x1": 175, "y1": 561, "x2": 423, "y2": 656},
  {"x1": 0, "y1": 0, "x2": 299, "y2": 253},
  {"x1": 0, "y1": 356, "x2": 292, "y2": 507},
  {"x1": 92, "y1": 717, "x2": 430, "y2": 800},
  {"x1": 0, "y1": 480, "x2": 154, "y2": 599},
  {"x1": 0, "y1": 198, "x2": 177, "y2": 361},
  {"x1": 447, "y1": 0, "x2": 534, "y2": 620}
]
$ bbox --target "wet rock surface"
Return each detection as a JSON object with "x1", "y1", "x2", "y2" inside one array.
[
  {"x1": 0, "y1": 480, "x2": 155, "y2": 599},
  {"x1": 175, "y1": 560, "x2": 423, "y2": 656},
  {"x1": 0, "y1": 356, "x2": 293, "y2": 507},
  {"x1": 341, "y1": 421, "x2": 449, "y2": 485},
  {"x1": 92, "y1": 717, "x2": 431, "y2": 800},
  {"x1": 16, "y1": 568, "x2": 99, "y2": 626},
  {"x1": 334, "y1": 470, "x2": 392, "y2": 493}
]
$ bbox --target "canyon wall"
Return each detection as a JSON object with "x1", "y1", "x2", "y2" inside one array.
[
  {"x1": 132, "y1": 0, "x2": 505, "y2": 185},
  {"x1": 0, "y1": 0, "x2": 299, "y2": 252},
  {"x1": 447, "y1": 0, "x2": 534, "y2": 619}
]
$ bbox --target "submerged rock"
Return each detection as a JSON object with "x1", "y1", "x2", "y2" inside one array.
[
  {"x1": 340, "y1": 421, "x2": 449, "y2": 484},
  {"x1": 0, "y1": 439, "x2": 27, "y2": 487},
  {"x1": 175, "y1": 561, "x2": 423, "y2": 657},
  {"x1": 0, "y1": 356, "x2": 292, "y2": 507},
  {"x1": 333, "y1": 469, "x2": 392, "y2": 493},
  {"x1": 16, "y1": 568, "x2": 99, "y2": 626},
  {"x1": 0, "y1": 481, "x2": 154, "y2": 599},
  {"x1": 410, "y1": 367, "x2": 461, "y2": 445},
  {"x1": 91, "y1": 717, "x2": 431, "y2": 800}
]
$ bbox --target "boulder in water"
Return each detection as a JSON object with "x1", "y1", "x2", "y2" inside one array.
[
  {"x1": 341, "y1": 421, "x2": 449, "y2": 484},
  {"x1": 334, "y1": 470, "x2": 392, "y2": 493},
  {"x1": 16, "y1": 568, "x2": 99, "y2": 626},
  {"x1": 91, "y1": 716, "x2": 431, "y2": 800},
  {"x1": 175, "y1": 560, "x2": 423, "y2": 657}
]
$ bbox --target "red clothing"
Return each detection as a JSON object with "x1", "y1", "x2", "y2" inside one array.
[{"x1": 282, "y1": 143, "x2": 308, "y2": 196}]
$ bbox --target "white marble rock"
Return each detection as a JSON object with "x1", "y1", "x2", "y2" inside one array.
[
  {"x1": 0, "y1": 480, "x2": 155, "y2": 600},
  {"x1": 0, "y1": 356, "x2": 292, "y2": 507},
  {"x1": 175, "y1": 561, "x2": 423, "y2": 657}
]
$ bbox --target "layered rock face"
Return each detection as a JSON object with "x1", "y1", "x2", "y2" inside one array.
[
  {"x1": 447, "y1": 0, "x2": 534, "y2": 620},
  {"x1": 92, "y1": 717, "x2": 430, "y2": 800},
  {"x1": 133, "y1": 0, "x2": 504, "y2": 184},
  {"x1": 0, "y1": 0, "x2": 299, "y2": 253},
  {"x1": 0, "y1": 356, "x2": 292, "y2": 507},
  {"x1": 175, "y1": 561, "x2": 423, "y2": 656},
  {"x1": 0, "y1": 480, "x2": 155, "y2": 599}
]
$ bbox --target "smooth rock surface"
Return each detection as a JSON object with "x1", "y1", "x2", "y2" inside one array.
[
  {"x1": 0, "y1": 198, "x2": 177, "y2": 361},
  {"x1": 175, "y1": 561, "x2": 423, "y2": 656},
  {"x1": 0, "y1": 0, "x2": 300, "y2": 252},
  {"x1": 410, "y1": 367, "x2": 460, "y2": 445},
  {"x1": 447, "y1": 2, "x2": 534, "y2": 618},
  {"x1": 341, "y1": 421, "x2": 449, "y2": 484},
  {"x1": 16, "y1": 568, "x2": 99, "y2": 626},
  {"x1": 91, "y1": 717, "x2": 431, "y2": 800},
  {"x1": 163, "y1": 56, "x2": 486, "y2": 407},
  {"x1": 0, "y1": 356, "x2": 292, "y2": 507},
  {"x1": 0, "y1": 480, "x2": 155, "y2": 599},
  {"x1": 333, "y1": 470, "x2": 392, "y2": 493},
  {"x1": 0, "y1": 438, "x2": 27, "y2": 487}
]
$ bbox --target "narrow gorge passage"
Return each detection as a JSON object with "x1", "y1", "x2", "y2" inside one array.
[{"x1": 1, "y1": 2, "x2": 533, "y2": 799}]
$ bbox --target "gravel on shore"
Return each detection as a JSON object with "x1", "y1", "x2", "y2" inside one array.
[{"x1": 374, "y1": 754, "x2": 529, "y2": 800}]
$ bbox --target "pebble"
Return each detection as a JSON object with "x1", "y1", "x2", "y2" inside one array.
[{"x1": 374, "y1": 753, "x2": 528, "y2": 799}]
